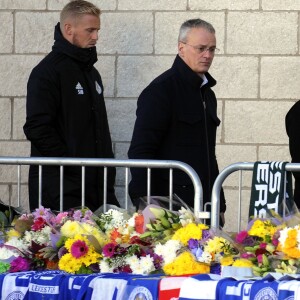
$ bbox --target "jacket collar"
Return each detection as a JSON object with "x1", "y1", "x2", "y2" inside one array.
[
  {"x1": 173, "y1": 55, "x2": 216, "y2": 88},
  {"x1": 52, "y1": 23, "x2": 97, "y2": 70}
]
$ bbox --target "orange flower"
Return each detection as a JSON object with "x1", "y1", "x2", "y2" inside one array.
[
  {"x1": 110, "y1": 228, "x2": 121, "y2": 242},
  {"x1": 285, "y1": 229, "x2": 297, "y2": 249},
  {"x1": 46, "y1": 259, "x2": 59, "y2": 270},
  {"x1": 135, "y1": 214, "x2": 144, "y2": 234}
]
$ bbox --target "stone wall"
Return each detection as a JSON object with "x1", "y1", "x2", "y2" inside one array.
[{"x1": 0, "y1": 0, "x2": 298, "y2": 231}]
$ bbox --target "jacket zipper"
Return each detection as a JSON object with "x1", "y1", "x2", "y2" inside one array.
[{"x1": 201, "y1": 88, "x2": 211, "y2": 202}]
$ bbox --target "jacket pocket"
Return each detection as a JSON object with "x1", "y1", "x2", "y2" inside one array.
[
  {"x1": 177, "y1": 113, "x2": 202, "y2": 146},
  {"x1": 208, "y1": 110, "x2": 221, "y2": 126}
]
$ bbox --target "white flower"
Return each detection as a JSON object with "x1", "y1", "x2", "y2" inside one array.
[
  {"x1": 178, "y1": 207, "x2": 195, "y2": 226},
  {"x1": 278, "y1": 227, "x2": 290, "y2": 247},
  {"x1": 22, "y1": 226, "x2": 52, "y2": 246},
  {"x1": 102, "y1": 209, "x2": 127, "y2": 231},
  {"x1": 154, "y1": 240, "x2": 182, "y2": 265},
  {"x1": 126, "y1": 255, "x2": 155, "y2": 275},
  {"x1": 126, "y1": 255, "x2": 139, "y2": 267},
  {"x1": 6, "y1": 237, "x2": 27, "y2": 252},
  {"x1": 0, "y1": 246, "x2": 19, "y2": 260},
  {"x1": 139, "y1": 255, "x2": 155, "y2": 274},
  {"x1": 127, "y1": 214, "x2": 137, "y2": 228},
  {"x1": 99, "y1": 260, "x2": 113, "y2": 273},
  {"x1": 198, "y1": 251, "x2": 212, "y2": 264}
]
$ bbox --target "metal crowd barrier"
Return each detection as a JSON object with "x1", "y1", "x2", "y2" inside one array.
[
  {"x1": 210, "y1": 162, "x2": 300, "y2": 229},
  {"x1": 0, "y1": 156, "x2": 207, "y2": 219}
]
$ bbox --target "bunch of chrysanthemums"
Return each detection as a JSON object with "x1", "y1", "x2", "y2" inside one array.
[
  {"x1": 0, "y1": 204, "x2": 241, "y2": 276},
  {"x1": 231, "y1": 214, "x2": 300, "y2": 277}
]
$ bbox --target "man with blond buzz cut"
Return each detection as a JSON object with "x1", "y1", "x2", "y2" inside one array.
[
  {"x1": 24, "y1": 0, "x2": 119, "y2": 211},
  {"x1": 128, "y1": 19, "x2": 226, "y2": 226}
]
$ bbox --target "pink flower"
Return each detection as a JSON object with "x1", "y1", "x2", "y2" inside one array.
[
  {"x1": 55, "y1": 212, "x2": 68, "y2": 224},
  {"x1": 259, "y1": 242, "x2": 267, "y2": 249},
  {"x1": 257, "y1": 254, "x2": 263, "y2": 264},
  {"x1": 31, "y1": 217, "x2": 46, "y2": 231},
  {"x1": 70, "y1": 240, "x2": 89, "y2": 258},
  {"x1": 235, "y1": 231, "x2": 248, "y2": 243},
  {"x1": 272, "y1": 238, "x2": 279, "y2": 247},
  {"x1": 241, "y1": 252, "x2": 255, "y2": 259},
  {"x1": 9, "y1": 257, "x2": 30, "y2": 272},
  {"x1": 103, "y1": 243, "x2": 117, "y2": 258}
]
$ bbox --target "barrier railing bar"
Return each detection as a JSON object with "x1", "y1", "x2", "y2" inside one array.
[
  {"x1": 125, "y1": 167, "x2": 129, "y2": 210},
  {"x1": 0, "y1": 157, "x2": 203, "y2": 216},
  {"x1": 17, "y1": 165, "x2": 21, "y2": 207},
  {"x1": 103, "y1": 167, "x2": 107, "y2": 212},
  {"x1": 211, "y1": 162, "x2": 300, "y2": 228},
  {"x1": 60, "y1": 166, "x2": 64, "y2": 212},
  {"x1": 147, "y1": 168, "x2": 151, "y2": 205},
  {"x1": 169, "y1": 168, "x2": 173, "y2": 211},
  {"x1": 38, "y1": 165, "x2": 42, "y2": 208},
  {"x1": 238, "y1": 170, "x2": 242, "y2": 233}
]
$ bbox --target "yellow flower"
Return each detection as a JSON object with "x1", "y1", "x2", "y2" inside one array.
[
  {"x1": 163, "y1": 251, "x2": 209, "y2": 275},
  {"x1": 232, "y1": 258, "x2": 253, "y2": 268},
  {"x1": 6, "y1": 229, "x2": 21, "y2": 239},
  {"x1": 172, "y1": 223, "x2": 208, "y2": 246},
  {"x1": 285, "y1": 229, "x2": 297, "y2": 249},
  {"x1": 205, "y1": 236, "x2": 231, "y2": 255},
  {"x1": 60, "y1": 220, "x2": 82, "y2": 238},
  {"x1": 58, "y1": 253, "x2": 82, "y2": 273},
  {"x1": 59, "y1": 234, "x2": 101, "y2": 273},
  {"x1": 220, "y1": 256, "x2": 234, "y2": 266},
  {"x1": 248, "y1": 219, "x2": 277, "y2": 241}
]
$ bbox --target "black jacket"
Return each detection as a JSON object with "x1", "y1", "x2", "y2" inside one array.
[
  {"x1": 23, "y1": 23, "x2": 119, "y2": 211},
  {"x1": 286, "y1": 100, "x2": 300, "y2": 207},
  {"x1": 128, "y1": 55, "x2": 226, "y2": 213}
]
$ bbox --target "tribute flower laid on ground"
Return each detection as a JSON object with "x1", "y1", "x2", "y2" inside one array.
[{"x1": 0, "y1": 204, "x2": 299, "y2": 278}]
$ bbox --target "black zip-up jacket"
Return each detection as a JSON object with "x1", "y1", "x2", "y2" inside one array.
[
  {"x1": 286, "y1": 100, "x2": 300, "y2": 208},
  {"x1": 128, "y1": 55, "x2": 226, "y2": 213},
  {"x1": 23, "y1": 23, "x2": 119, "y2": 211}
]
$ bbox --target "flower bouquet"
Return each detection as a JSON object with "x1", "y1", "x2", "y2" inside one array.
[
  {"x1": 0, "y1": 204, "x2": 241, "y2": 277},
  {"x1": 231, "y1": 214, "x2": 300, "y2": 277}
]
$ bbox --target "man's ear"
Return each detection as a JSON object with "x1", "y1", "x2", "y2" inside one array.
[
  {"x1": 178, "y1": 42, "x2": 185, "y2": 58},
  {"x1": 64, "y1": 23, "x2": 73, "y2": 36}
]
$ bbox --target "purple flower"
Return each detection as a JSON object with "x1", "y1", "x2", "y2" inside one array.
[
  {"x1": 192, "y1": 247, "x2": 204, "y2": 260},
  {"x1": 202, "y1": 230, "x2": 211, "y2": 240},
  {"x1": 242, "y1": 236, "x2": 257, "y2": 247},
  {"x1": 83, "y1": 210, "x2": 93, "y2": 222},
  {"x1": 58, "y1": 246, "x2": 68, "y2": 259},
  {"x1": 9, "y1": 257, "x2": 30, "y2": 272},
  {"x1": 210, "y1": 263, "x2": 221, "y2": 275},
  {"x1": 73, "y1": 210, "x2": 82, "y2": 222},
  {"x1": 152, "y1": 253, "x2": 163, "y2": 269},
  {"x1": 70, "y1": 240, "x2": 89, "y2": 258},
  {"x1": 188, "y1": 239, "x2": 199, "y2": 250},
  {"x1": 50, "y1": 232, "x2": 61, "y2": 249},
  {"x1": 103, "y1": 243, "x2": 117, "y2": 257},
  {"x1": 32, "y1": 206, "x2": 51, "y2": 222},
  {"x1": 89, "y1": 263, "x2": 100, "y2": 273}
]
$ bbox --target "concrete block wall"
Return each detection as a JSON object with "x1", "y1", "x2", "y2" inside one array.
[{"x1": 0, "y1": 0, "x2": 298, "y2": 231}]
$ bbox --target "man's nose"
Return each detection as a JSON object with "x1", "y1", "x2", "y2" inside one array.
[{"x1": 92, "y1": 31, "x2": 99, "y2": 40}]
